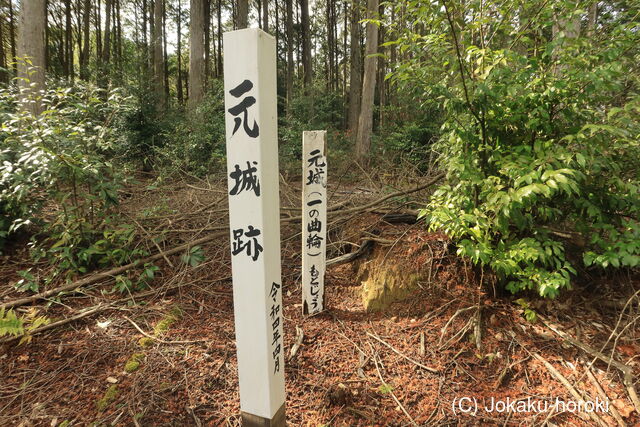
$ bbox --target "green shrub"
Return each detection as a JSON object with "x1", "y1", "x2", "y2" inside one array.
[
  {"x1": 392, "y1": 0, "x2": 640, "y2": 297},
  {"x1": 0, "y1": 81, "x2": 145, "y2": 282}
]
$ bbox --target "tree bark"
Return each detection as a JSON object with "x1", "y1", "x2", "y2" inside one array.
[
  {"x1": 285, "y1": 0, "x2": 294, "y2": 107},
  {"x1": 189, "y1": 0, "x2": 205, "y2": 108},
  {"x1": 8, "y1": 0, "x2": 17, "y2": 76},
  {"x1": 177, "y1": 0, "x2": 184, "y2": 103},
  {"x1": 204, "y1": 0, "x2": 210, "y2": 85},
  {"x1": 262, "y1": 0, "x2": 269, "y2": 32},
  {"x1": 0, "y1": 8, "x2": 6, "y2": 84},
  {"x1": 17, "y1": 0, "x2": 47, "y2": 115},
  {"x1": 142, "y1": 0, "x2": 149, "y2": 71},
  {"x1": 217, "y1": 0, "x2": 222, "y2": 75},
  {"x1": 64, "y1": 0, "x2": 73, "y2": 79},
  {"x1": 162, "y1": 0, "x2": 169, "y2": 101},
  {"x1": 587, "y1": 2, "x2": 598, "y2": 36},
  {"x1": 80, "y1": 0, "x2": 91, "y2": 80},
  {"x1": 301, "y1": 0, "x2": 311, "y2": 87},
  {"x1": 237, "y1": 0, "x2": 248, "y2": 29},
  {"x1": 153, "y1": 0, "x2": 165, "y2": 109},
  {"x1": 95, "y1": 0, "x2": 102, "y2": 75},
  {"x1": 347, "y1": 0, "x2": 362, "y2": 132},
  {"x1": 99, "y1": 0, "x2": 112, "y2": 86},
  {"x1": 354, "y1": 0, "x2": 378, "y2": 163}
]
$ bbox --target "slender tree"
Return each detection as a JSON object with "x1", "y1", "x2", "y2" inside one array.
[
  {"x1": 79, "y1": 0, "x2": 91, "y2": 80},
  {"x1": 8, "y1": 0, "x2": 16, "y2": 76},
  {"x1": 262, "y1": 0, "x2": 268, "y2": 32},
  {"x1": 152, "y1": 0, "x2": 165, "y2": 108},
  {"x1": 0, "y1": 7, "x2": 6, "y2": 84},
  {"x1": 204, "y1": 0, "x2": 210, "y2": 84},
  {"x1": 285, "y1": 0, "x2": 294, "y2": 106},
  {"x1": 17, "y1": 0, "x2": 47, "y2": 114},
  {"x1": 189, "y1": 0, "x2": 205, "y2": 108},
  {"x1": 300, "y1": 0, "x2": 311, "y2": 87},
  {"x1": 162, "y1": 0, "x2": 169, "y2": 101},
  {"x1": 177, "y1": 0, "x2": 184, "y2": 103},
  {"x1": 347, "y1": 0, "x2": 362, "y2": 131},
  {"x1": 355, "y1": 0, "x2": 378, "y2": 163},
  {"x1": 237, "y1": 0, "x2": 248, "y2": 29},
  {"x1": 216, "y1": 0, "x2": 222, "y2": 75}
]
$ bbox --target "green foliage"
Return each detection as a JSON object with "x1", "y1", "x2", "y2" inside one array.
[
  {"x1": 0, "y1": 307, "x2": 50, "y2": 344},
  {"x1": 279, "y1": 87, "x2": 346, "y2": 162},
  {"x1": 0, "y1": 81, "x2": 145, "y2": 280},
  {"x1": 395, "y1": 0, "x2": 640, "y2": 297},
  {"x1": 0, "y1": 308, "x2": 23, "y2": 337},
  {"x1": 181, "y1": 245, "x2": 205, "y2": 267},
  {"x1": 152, "y1": 82, "x2": 227, "y2": 176}
]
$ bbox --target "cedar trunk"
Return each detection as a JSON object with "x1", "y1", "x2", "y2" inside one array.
[
  {"x1": 17, "y1": 0, "x2": 47, "y2": 115},
  {"x1": 189, "y1": 0, "x2": 205, "y2": 108},
  {"x1": 354, "y1": 0, "x2": 378, "y2": 163}
]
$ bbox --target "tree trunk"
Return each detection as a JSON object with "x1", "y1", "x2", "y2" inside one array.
[
  {"x1": 153, "y1": 0, "x2": 165, "y2": 109},
  {"x1": 177, "y1": 0, "x2": 184, "y2": 103},
  {"x1": 204, "y1": 0, "x2": 210, "y2": 85},
  {"x1": 301, "y1": 0, "x2": 311, "y2": 87},
  {"x1": 116, "y1": 0, "x2": 123, "y2": 77},
  {"x1": 262, "y1": 0, "x2": 269, "y2": 32},
  {"x1": 64, "y1": 0, "x2": 72, "y2": 79},
  {"x1": 17, "y1": 0, "x2": 47, "y2": 115},
  {"x1": 217, "y1": 0, "x2": 222, "y2": 75},
  {"x1": 354, "y1": 0, "x2": 378, "y2": 163},
  {"x1": 95, "y1": 0, "x2": 102, "y2": 76},
  {"x1": 587, "y1": 2, "x2": 598, "y2": 36},
  {"x1": 326, "y1": 0, "x2": 334, "y2": 90},
  {"x1": 347, "y1": 0, "x2": 362, "y2": 132},
  {"x1": 8, "y1": 0, "x2": 17, "y2": 76},
  {"x1": 237, "y1": 0, "x2": 248, "y2": 29},
  {"x1": 377, "y1": 2, "x2": 384, "y2": 127},
  {"x1": 285, "y1": 0, "x2": 294, "y2": 107},
  {"x1": 142, "y1": 0, "x2": 148, "y2": 71},
  {"x1": 80, "y1": 0, "x2": 91, "y2": 80},
  {"x1": 0, "y1": 11, "x2": 6, "y2": 84},
  {"x1": 99, "y1": 0, "x2": 112, "y2": 85},
  {"x1": 162, "y1": 0, "x2": 169, "y2": 101},
  {"x1": 189, "y1": 0, "x2": 205, "y2": 108}
]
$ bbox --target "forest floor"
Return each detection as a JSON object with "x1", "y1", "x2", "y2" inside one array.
[{"x1": 1, "y1": 164, "x2": 639, "y2": 426}]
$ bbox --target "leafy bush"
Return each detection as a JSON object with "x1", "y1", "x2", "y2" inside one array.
[
  {"x1": 392, "y1": 0, "x2": 640, "y2": 297},
  {"x1": 0, "y1": 81, "x2": 145, "y2": 283}
]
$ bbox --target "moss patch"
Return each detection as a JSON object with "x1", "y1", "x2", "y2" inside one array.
[
  {"x1": 138, "y1": 337, "x2": 155, "y2": 348},
  {"x1": 96, "y1": 385, "x2": 119, "y2": 412},
  {"x1": 153, "y1": 306, "x2": 183, "y2": 336},
  {"x1": 124, "y1": 353, "x2": 145, "y2": 373}
]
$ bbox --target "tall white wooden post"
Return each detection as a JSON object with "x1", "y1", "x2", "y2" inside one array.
[
  {"x1": 223, "y1": 28, "x2": 285, "y2": 426},
  {"x1": 302, "y1": 131, "x2": 327, "y2": 315}
]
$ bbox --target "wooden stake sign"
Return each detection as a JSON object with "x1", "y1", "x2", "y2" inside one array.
[
  {"x1": 223, "y1": 29, "x2": 285, "y2": 426},
  {"x1": 302, "y1": 131, "x2": 327, "y2": 315}
]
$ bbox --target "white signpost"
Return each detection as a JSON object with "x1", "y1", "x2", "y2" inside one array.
[
  {"x1": 302, "y1": 131, "x2": 327, "y2": 315},
  {"x1": 223, "y1": 28, "x2": 285, "y2": 426}
]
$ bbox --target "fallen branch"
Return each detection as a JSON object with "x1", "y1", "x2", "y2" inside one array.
[
  {"x1": 0, "y1": 231, "x2": 227, "y2": 311},
  {"x1": 586, "y1": 365, "x2": 626, "y2": 427},
  {"x1": 124, "y1": 315, "x2": 206, "y2": 345},
  {"x1": 366, "y1": 331, "x2": 439, "y2": 373},
  {"x1": 533, "y1": 353, "x2": 607, "y2": 427},
  {"x1": 327, "y1": 240, "x2": 374, "y2": 267},
  {"x1": 367, "y1": 341, "x2": 418, "y2": 427},
  {"x1": 0, "y1": 304, "x2": 111, "y2": 344},
  {"x1": 539, "y1": 315, "x2": 640, "y2": 414}
]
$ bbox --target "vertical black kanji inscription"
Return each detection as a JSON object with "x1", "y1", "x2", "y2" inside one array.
[{"x1": 228, "y1": 79, "x2": 260, "y2": 138}]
